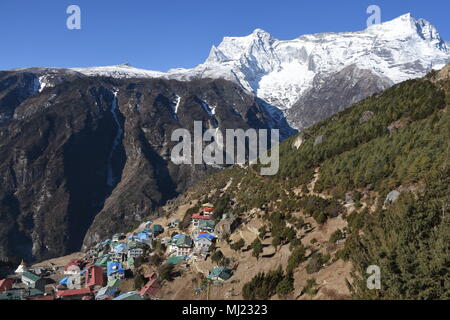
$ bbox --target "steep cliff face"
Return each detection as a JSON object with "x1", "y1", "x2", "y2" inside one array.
[
  {"x1": 0, "y1": 70, "x2": 289, "y2": 262},
  {"x1": 286, "y1": 65, "x2": 394, "y2": 129}
]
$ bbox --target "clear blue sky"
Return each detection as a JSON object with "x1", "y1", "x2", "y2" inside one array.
[{"x1": 0, "y1": 0, "x2": 448, "y2": 71}]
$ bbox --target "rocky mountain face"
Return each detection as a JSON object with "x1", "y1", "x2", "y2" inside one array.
[
  {"x1": 73, "y1": 13, "x2": 449, "y2": 130},
  {"x1": 0, "y1": 69, "x2": 289, "y2": 263}
]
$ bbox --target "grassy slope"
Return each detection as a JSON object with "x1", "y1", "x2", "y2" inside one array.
[{"x1": 188, "y1": 69, "x2": 450, "y2": 299}]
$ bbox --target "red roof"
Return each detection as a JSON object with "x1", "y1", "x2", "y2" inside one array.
[
  {"x1": 85, "y1": 265, "x2": 104, "y2": 287},
  {"x1": 0, "y1": 279, "x2": 13, "y2": 293},
  {"x1": 202, "y1": 207, "x2": 214, "y2": 213},
  {"x1": 192, "y1": 214, "x2": 212, "y2": 220},
  {"x1": 57, "y1": 288, "x2": 92, "y2": 298},
  {"x1": 140, "y1": 278, "x2": 161, "y2": 297},
  {"x1": 64, "y1": 259, "x2": 85, "y2": 271}
]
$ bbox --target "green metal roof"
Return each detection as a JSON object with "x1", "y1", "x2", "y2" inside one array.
[
  {"x1": 198, "y1": 220, "x2": 216, "y2": 229},
  {"x1": 107, "y1": 279, "x2": 122, "y2": 288},
  {"x1": 152, "y1": 224, "x2": 164, "y2": 233},
  {"x1": 166, "y1": 256, "x2": 185, "y2": 265},
  {"x1": 22, "y1": 271, "x2": 41, "y2": 282},
  {"x1": 127, "y1": 257, "x2": 135, "y2": 269},
  {"x1": 95, "y1": 254, "x2": 111, "y2": 267},
  {"x1": 207, "y1": 266, "x2": 232, "y2": 281},
  {"x1": 173, "y1": 234, "x2": 193, "y2": 247}
]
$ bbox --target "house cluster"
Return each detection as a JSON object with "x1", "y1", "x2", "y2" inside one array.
[
  {"x1": 0, "y1": 201, "x2": 239, "y2": 300},
  {"x1": 168, "y1": 203, "x2": 237, "y2": 267},
  {"x1": 0, "y1": 221, "x2": 165, "y2": 301}
]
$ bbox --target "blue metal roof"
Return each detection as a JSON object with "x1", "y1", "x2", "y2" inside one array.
[
  {"x1": 107, "y1": 262, "x2": 125, "y2": 276},
  {"x1": 196, "y1": 233, "x2": 216, "y2": 241}
]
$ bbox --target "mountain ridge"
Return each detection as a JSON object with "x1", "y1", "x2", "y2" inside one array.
[{"x1": 69, "y1": 13, "x2": 450, "y2": 129}]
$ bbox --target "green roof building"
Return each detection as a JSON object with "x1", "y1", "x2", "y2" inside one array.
[
  {"x1": 95, "y1": 254, "x2": 111, "y2": 268},
  {"x1": 152, "y1": 224, "x2": 164, "y2": 236},
  {"x1": 198, "y1": 220, "x2": 216, "y2": 232},
  {"x1": 107, "y1": 279, "x2": 122, "y2": 289},
  {"x1": 166, "y1": 256, "x2": 185, "y2": 265},
  {"x1": 207, "y1": 266, "x2": 233, "y2": 282},
  {"x1": 173, "y1": 234, "x2": 193, "y2": 247}
]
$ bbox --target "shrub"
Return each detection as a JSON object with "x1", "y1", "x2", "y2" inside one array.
[
  {"x1": 306, "y1": 252, "x2": 330, "y2": 274},
  {"x1": 287, "y1": 245, "x2": 306, "y2": 274},
  {"x1": 329, "y1": 229, "x2": 344, "y2": 243},
  {"x1": 230, "y1": 238, "x2": 245, "y2": 251},
  {"x1": 159, "y1": 263, "x2": 175, "y2": 281}
]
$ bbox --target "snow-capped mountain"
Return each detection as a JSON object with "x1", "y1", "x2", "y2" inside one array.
[{"x1": 72, "y1": 13, "x2": 449, "y2": 130}]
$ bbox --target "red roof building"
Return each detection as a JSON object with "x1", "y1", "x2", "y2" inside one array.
[
  {"x1": 202, "y1": 207, "x2": 214, "y2": 213},
  {"x1": 57, "y1": 288, "x2": 92, "y2": 300},
  {"x1": 139, "y1": 278, "x2": 161, "y2": 298},
  {"x1": 0, "y1": 279, "x2": 13, "y2": 293},
  {"x1": 85, "y1": 265, "x2": 104, "y2": 288},
  {"x1": 64, "y1": 259, "x2": 85, "y2": 273},
  {"x1": 192, "y1": 212, "x2": 213, "y2": 228},
  {"x1": 192, "y1": 213, "x2": 212, "y2": 220}
]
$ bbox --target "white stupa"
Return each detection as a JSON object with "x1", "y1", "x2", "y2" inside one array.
[{"x1": 15, "y1": 260, "x2": 29, "y2": 274}]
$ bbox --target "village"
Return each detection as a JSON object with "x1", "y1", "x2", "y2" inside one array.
[{"x1": 0, "y1": 203, "x2": 237, "y2": 300}]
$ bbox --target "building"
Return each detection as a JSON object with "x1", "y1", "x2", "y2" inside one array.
[
  {"x1": 193, "y1": 233, "x2": 215, "y2": 260},
  {"x1": 85, "y1": 265, "x2": 105, "y2": 288},
  {"x1": 193, "y1": 240, "x2": 212, "y2": 260},
  {"x1": 111, "y1": 243, "x2": 128, "y2": 262},
  {"x1": 56, "y1": 288, "x2": 92, "y2": 300},
  {"x1": 21, "y1": 272, "x2": 46, "y2": 291},
  {"x1": 113, "y1": 291, "x2": 145, "y2": 300},
  {"x1": 0, "y1": 279, "x2": 13, "y2": 293},
  {"x1": 207, "y1": 266, "x2": 233, "y2": 282},
  {"x1": 192, "y1": 213, "x2": 213, "y2": 228},
  {"x1": 140, "y1": 278, "x2": 161, "y2": 298},
  {"x1": 198, "y1": 220, "x2": 216, "y2": 233},
  {"x1": 127, "y1": 257, "x2": 136, "y2": 270},
  {"x1": 95, "y1": 254, "x2": 111, "y2": 268},
  {"x1": 152, "y1": 224, "x2": 164, "y2": 236},
  {"x1": 64, "y1": 259, "x2": 85, "y2": 275},
  {"x1": 169, "y1": 234, "x2": 193, "y2": 257},
  {"x1": 201, "y1": 203, "x2": 214, "y2": 214},
  {"x1": 135, "y1": 232, "x2": 153, "y2": 247},
  {"x1": 107, "y1": 262, "x2": 125, "y2": 281},
  {"x1": 127, "y1": 241, "x2": 148, "y2": 259},
  {"x1": 95, "y1": 286, "x2": 117, "y2": 300}
]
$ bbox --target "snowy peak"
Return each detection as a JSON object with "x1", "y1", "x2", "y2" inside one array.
[
  {"x1": 71, "y1": 64, "x2": 164, "y2": 79},
  {"x1": 206, "y1": 28, "x2": 275, "y2": 63},
  {"x1": 67, "y1": 13, "x2": 450, "y2": 127},
  {"x1": 367, "y1": 13, "x2": 445, "y2": 49}
]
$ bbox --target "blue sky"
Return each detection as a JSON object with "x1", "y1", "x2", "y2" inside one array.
[{"x1": 0, "y1": 0, "x2": 448, "y2": 71}]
